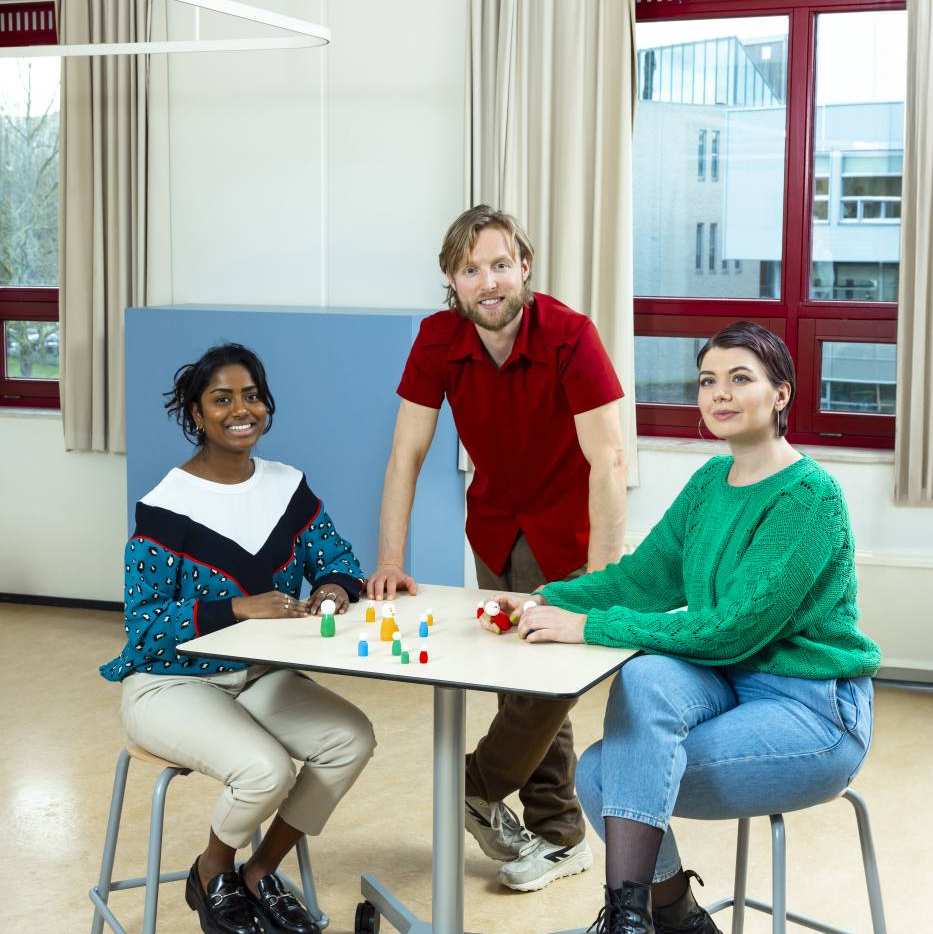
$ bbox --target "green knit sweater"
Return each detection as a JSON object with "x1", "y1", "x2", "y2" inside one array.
[{"x1": 540, "y1": 456, "x2": 880, "y2": 679}]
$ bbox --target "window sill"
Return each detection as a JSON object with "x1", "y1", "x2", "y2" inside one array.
[
  {"x1": 0, "y1": 406, "x2": 61, "y2": 420},
  {"x1": 636, "y1": 435, "x2": 894, "y2": 466}
]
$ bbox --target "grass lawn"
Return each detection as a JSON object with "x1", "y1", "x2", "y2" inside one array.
[{"x1": 5, "y1": 360, "x2": 59, "y2": 379}]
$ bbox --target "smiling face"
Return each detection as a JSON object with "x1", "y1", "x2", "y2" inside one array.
[
  {"x1": 448, "y1": 226, "x2": 530, "y2": 332},
  {"x1": 698, "y1": 345, "x2": 791, "y2": 442},
  {"x1": 191, "y1": 364, "x2": 268, "y2": 454}
]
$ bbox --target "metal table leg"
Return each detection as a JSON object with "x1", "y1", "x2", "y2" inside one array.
[{"x1": 358, "y1": 685, "x2": 478, "y2": 934}]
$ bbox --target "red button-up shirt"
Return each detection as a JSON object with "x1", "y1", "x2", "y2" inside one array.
[{"x1": 397, "y1": 292, "x2": 624, "y2": 581}]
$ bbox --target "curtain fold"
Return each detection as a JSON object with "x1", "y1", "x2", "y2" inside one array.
[
  {"x1": 894, "y1": 0, "x2": 933, "y2": 505},
  {"x1": 468, "y1": 0, "x2": 639, "y2": 486},
  {"x1": 59, "y1": 1, "x2": 152, "y2": 453}
]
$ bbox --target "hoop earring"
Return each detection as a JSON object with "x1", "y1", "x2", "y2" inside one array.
[{"x1": 697, "y1": 417, "x2": 711, "y2": 440}]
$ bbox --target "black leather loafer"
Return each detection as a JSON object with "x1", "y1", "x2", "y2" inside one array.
[
  {"x1": 185, "y1": 859, "x2": 262, "y2": 934},
  {"x1": 242, "y1": 868, "x2": 321, "y2": 934}
]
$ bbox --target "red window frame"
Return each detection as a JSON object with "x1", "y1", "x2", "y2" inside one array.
[
  {"x1": 0, "y1": 1, "x2": 60, "y2": 409},
  {"x1": 634, "y1": 0, "x2": 904, "y2": 450}
]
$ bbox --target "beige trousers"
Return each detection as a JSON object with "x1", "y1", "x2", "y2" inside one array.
[{"x1": 121, "y1": 665, "x2": 376, "y2": 849}]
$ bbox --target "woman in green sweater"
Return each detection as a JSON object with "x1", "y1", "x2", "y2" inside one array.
[{"x1": 503, "y1": 322, "x2": 880, "y2": 934}]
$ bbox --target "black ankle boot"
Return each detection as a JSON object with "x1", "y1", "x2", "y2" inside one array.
[
  {"x1": 588, "y1": 881, "x2": 655, "y2": 933},
  {"x1": 652, "y1": 871, "x2": 723, "y2": 934}
]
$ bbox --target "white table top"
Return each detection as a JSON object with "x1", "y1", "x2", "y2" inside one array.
[{"x1": 177, "y1": 584, "x2": 631, "y2": 698}]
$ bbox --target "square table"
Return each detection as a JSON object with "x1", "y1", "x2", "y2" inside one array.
[{"x1": 178, "y1": 584, "x2": 630, "y2": 934}]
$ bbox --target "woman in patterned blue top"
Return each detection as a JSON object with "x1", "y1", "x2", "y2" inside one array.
[{"x1": 101, "y1": 343, "x2": 375, "y2": 934}]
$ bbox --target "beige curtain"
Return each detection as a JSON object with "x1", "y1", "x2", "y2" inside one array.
[
  {"x1": 894, "y1": 0, "x2": 933, "y2": 505},
  {"x1": 468, "y1": 0, "x2": 639, "y2": 486},
  {"x1": 59, "y1": 1, "x2": 153, "y2": 454}
]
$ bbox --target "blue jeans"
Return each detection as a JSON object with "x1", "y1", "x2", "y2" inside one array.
[{"x1": 576, "y1": 654, "x2": 873, "y2": 882}]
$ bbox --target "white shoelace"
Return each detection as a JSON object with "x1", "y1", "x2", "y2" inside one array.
[{"x1": 489, "y1": 800, "x2": 536, "y2": 855}]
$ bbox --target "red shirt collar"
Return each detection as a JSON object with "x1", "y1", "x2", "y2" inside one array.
[{"x1": 445, "y1": 298, "x2": 548, "y2": 366}]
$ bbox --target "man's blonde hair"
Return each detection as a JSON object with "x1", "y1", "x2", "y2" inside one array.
[{"x1": 438, "y1": 205, "x2": 535, "y2": 309}]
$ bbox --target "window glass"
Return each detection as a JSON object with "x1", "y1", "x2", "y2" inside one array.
[
  {"x1": 0, "y1": 58, "x2": 60, "y2": 287},
  {"x1": 820, "y1": 341, "x2": 896, "y2": 414},
  {"x1": 810, "y1": 261, "x2": 899, "y2": 302},
  {"x1": 635, "y1": 336, "x2": 708, "y2": 406},
  {"x1": 635, "y1": 17, "x2": 788, "y2": 299},
  {"x1": 4, "y1": 320, "x2": 59, "y2": 380},
  {"x1": 809, "y1": 10, "x2": 907, "y2": 301}
]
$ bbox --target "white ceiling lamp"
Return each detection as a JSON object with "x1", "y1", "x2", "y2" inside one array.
[{"x1": 0, "y1": 0, "x2": 330, "y2": 58}]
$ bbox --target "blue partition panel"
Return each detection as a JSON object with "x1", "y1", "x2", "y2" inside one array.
[{"x1": 125, "y1": 305, "x2": 464, "y2": 586}]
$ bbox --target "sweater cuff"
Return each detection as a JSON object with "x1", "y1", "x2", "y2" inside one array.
[
  {"x1": 583, "y1": 610, "x2": 628, "y2": 648},
  {"x1": 195, "y1": 598, "x2": 236, "y2": 636},
  {"x1": 312, "y1": 573, "x2": 364, "y2": 602}
]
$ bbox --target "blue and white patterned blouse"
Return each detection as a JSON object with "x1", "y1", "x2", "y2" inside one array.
[{"x1": 100, "y1": 458, "x2": 364, "y2": 682}]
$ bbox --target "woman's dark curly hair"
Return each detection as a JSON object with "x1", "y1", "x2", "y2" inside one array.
[{"x1": 164, "y1": 343, "x2": 276, "y2": 446}]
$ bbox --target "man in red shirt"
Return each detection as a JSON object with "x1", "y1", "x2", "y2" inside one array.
[{"x1": 368, "y1": 205, "x2": 627, "y2": 892}]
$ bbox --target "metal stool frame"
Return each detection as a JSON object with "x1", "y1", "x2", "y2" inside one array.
[
  {"x1": 89, "y1": 747, "x2": 328, "y2": 934},
  {"x1": 704, "y1": 789, "x2": 887, "y2": 934},
  {"x1": 554, "y1": 789, "x2": 886, "y2": 934}
]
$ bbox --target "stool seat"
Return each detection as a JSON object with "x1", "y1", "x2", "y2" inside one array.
[{"x1": 125, "y1": 742, "x2": 189, "y2": 772}]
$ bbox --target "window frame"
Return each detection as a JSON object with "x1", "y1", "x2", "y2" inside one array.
[
  {"x1": 634, "y1": 0, "x2": 905, "y2": 450},
  {"x1": 0, "y1": 0, "x2": 60, "y2": 410}
]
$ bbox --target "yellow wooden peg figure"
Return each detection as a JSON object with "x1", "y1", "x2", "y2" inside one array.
[{"x1": 379, "y1": 605, "x2": 399, "y2": 642}]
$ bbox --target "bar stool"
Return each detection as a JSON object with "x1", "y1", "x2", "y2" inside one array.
[
  {"x1": 704, "y1": 788, "x2": 887, "y2": 934},
  {"x1": 554, "y1": 787, "x2": 886, "y2": 934},
  {"x1": 89, "y1": 743, "x2": 329, "y2": 934}
]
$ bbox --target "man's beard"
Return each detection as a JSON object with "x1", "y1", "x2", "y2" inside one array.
[{"x1": 455, "y1": 285, "x2": 531, "y2": 332}]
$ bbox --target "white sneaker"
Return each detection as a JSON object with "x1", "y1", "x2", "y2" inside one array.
[
  {"x1": 497, "y1": 836, "x2": 593, "y2": 892},
  {"x1": 464, "y1": 796, "x2": 535, "y2": 861}
]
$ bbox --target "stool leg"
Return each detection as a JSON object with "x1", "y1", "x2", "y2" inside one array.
[
  {"x1": 769, "y1": 814, "x2": 786, "y2": 934},
  {"x1": 142, "y1": 767, "x2": 180, "y2": 934},
  {"x1": 295, "y1": 835, "x2": 323, "y2": 921},
  {"x1": 843, "y1": 789, "x2": 887, "y2": 934},
  {"x1": 731, "y1": 817, "x2": 750, "y2": 934},
  {"x1": 91, "y1": 748, "x2": 131, "y2": 934}
]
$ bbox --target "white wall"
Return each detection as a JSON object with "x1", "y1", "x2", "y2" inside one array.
[
  {"x1": 0, "y1": 413, "x2": 126, "y2": 601},
  {"x1": 163, "y1": 0, "x2": 466, "y2": 308}
]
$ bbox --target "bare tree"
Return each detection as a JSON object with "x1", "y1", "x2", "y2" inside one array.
[
  {"x1": 0, "y1": 60, "x2": 59, "y2": 288},
  {"x1": 4, "y1": 320, "x2": 57, "y2": 378}
]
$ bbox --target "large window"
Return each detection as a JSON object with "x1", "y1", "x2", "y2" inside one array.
[
  {"x1": 634, "y1": 0, "x2": 906, "y2": 449},
  {"x1": 0, "y1": 2, "x2": 59, "y2": 409}
]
